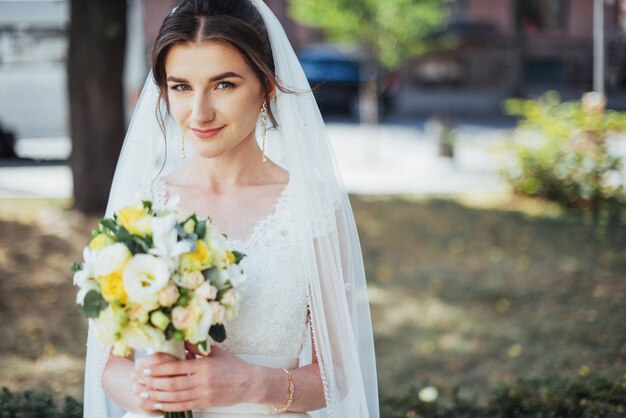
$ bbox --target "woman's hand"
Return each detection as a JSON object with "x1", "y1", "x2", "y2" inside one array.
[
  {"x1": 130, "y1": 352, "x2": 181, "y2": 415},
  {"x1": 130, "y1": 346, "x2": 264, "y2": 412}
]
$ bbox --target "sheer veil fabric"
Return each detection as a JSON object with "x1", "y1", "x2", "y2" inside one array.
[{"x1": 82, "y1": 1, "x2": 379, "y2": 417}]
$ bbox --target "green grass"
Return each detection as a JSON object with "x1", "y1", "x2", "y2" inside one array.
[
  {"x1": 0, "y1": 195, "x2": 624, "y2": 410},
  {"x1": 350, "y1": 194, "x2": 625, "y2": 403}
]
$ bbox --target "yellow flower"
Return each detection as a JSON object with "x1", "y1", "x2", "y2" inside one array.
[
  {"x1": 117, "y1": 205, "x2": 152, "y2": 236},
  {"x1": 226, "y1": 250, "x2": 235, "y2": 265},
  {"x1": 89, "y1": 234, "x2": 115, "y2": 249},
  {"x1": 100, "y1": 271, "x2": 128, "y2": 304},
  {"x1": 181, "y1": 239, "x2": 213, "y2": 271}
]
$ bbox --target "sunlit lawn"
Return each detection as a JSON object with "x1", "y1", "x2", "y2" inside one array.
[
  {"x1": 0, "y1": 195, "x2": 624, "y2": 405},
  {"x1": 352, "y1": 194, "x2": 626, "y2": 403}
]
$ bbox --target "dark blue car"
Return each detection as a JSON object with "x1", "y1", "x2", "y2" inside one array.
[{"x1": 298, "y1": 45, "x2": 395, "y2": 118}]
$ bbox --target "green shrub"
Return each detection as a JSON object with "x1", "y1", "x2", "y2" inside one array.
[
  {"x1": 0, "y1": 388, "x2": 82, "y2": 418},
  {"x1": 502, "y1": 92, "x2": 626, "y2": 225},
  {"x1": 380, "y1": 375, "x2": 626, "y2": 418}
]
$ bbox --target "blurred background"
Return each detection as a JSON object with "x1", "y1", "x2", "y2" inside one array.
[{"x1": 0, "y1": 0, "x2": 624, "y2": 416}]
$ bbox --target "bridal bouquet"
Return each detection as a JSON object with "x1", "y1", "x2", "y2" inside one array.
[{"x1": 72, "y1": 199, "x2": 246, "y2": 362}]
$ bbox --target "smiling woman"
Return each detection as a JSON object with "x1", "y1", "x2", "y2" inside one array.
[
  {"x1": 83, "y1": 1, "x2": 379, "y2": 418},
  {"x1": 164, "y1": 42, "x2": 266, "y2": 160}
]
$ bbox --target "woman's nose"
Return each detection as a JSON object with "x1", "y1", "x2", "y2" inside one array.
[{"x1": 190, "y1": 92, "x2": 215, "y2": 125}]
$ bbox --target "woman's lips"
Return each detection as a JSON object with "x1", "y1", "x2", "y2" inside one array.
[{"x1": 191, "y1": 125, "x2": 225, "y2": 139}]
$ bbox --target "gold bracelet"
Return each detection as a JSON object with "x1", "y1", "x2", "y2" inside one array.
[{"x1": 271, "y1": 367, "x2": 295, "y2": 413}]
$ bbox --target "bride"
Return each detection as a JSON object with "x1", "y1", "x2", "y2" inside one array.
[{"x1": 83, "y1": 0, "x2": 378, "y2": 417}]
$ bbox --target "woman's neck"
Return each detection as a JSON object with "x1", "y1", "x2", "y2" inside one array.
[{"x1": 170, "y1": 134, "x2": 270, "y2": 193}]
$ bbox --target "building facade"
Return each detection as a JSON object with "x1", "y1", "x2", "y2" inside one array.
[{"x1": 406, "y1": 0, "x2": 626, "y2": 106}]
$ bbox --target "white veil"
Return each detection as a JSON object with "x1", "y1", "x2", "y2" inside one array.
[{"x1": 83, "y1": 1, "x2": 379, "y2": 417}]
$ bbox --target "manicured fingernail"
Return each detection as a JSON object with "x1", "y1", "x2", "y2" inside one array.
[
  {"x1": 143, "y1": 368, "x2": 152, "y2": 376},
  {"x1": 140, "y1": 391, "x2": 149, "y2": 399},
  {"x1": 154, "y1": 403, "x2": 163, "y2": 409},
  {"x1": 138, "y1": 378, "x2": 146, "y2": 385}
]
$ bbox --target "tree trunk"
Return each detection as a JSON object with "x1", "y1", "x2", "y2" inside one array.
[{"x1": 68, "y1": 0, "x2": 127, "y2": 214}]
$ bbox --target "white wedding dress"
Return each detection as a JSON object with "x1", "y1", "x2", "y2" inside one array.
[{"x1": 123, "y1": 178, "x2": 312, "y2": 418}]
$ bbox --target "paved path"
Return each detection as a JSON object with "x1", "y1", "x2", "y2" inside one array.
[{"x1": 0, "y1": 120, "x2": 513, "y2": 199}]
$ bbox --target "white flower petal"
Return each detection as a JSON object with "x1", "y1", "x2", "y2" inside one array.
[
  {"x1": 76, "y1": 280, "x2": 99, "y2": 304},
  {"x1": 94, "y1": 243, "x2": 131, "y2": 276},
  {"x1": 123, "y1": 254, "x2": 170, "y2": 308}
]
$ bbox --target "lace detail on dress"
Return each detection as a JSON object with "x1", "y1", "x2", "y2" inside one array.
[{"x1": 149, "y1": 178, "x2": 309, "y2": 357}]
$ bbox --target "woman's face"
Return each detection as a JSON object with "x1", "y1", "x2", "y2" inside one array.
[{"x1": 164, "y1": 41, "x2": 268, "y2": 160}]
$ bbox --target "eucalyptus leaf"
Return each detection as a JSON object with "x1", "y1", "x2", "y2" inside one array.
[
  {"x1": 195, "y1": 220, "x2": 207, "y2": 239},
  {"x1": 202, "y1": 267, "x2": 218, "y2": 282},
  {"x1": 79, "y1": 290, "x2": 108, "y2": 319}
]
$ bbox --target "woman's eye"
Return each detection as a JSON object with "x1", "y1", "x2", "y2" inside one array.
[
  {"x1": 217, "y1": 81, "x2": 234, "y2": 90},
  {"x1": 171, "y1": 84, "x2": 191, "y2": 92}
]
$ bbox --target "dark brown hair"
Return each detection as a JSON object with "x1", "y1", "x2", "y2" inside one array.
[{"x1": 151, "y1": 0, "x2": 288, "y2": 129}]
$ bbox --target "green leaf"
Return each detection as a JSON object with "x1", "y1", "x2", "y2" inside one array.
[
  {"x1": 78, "y1": 290, "x2": 108, "y2": 319},
  {"x1": 176, "y1": 295, "x2": 189, "y2": 307},
  {"x1": 202, "y1": 267, "x2": 218, "y2": 282},
  {"x1": 142, "y1": 200, "x2": 153, "y2": 212},
  {"x1": 216, "y1": 286, "x2": 231, "y2": 300},
  {"x1": 209, "y1": 324, "x2": 226, "y2": 343},
  {"x1": 99, "y1": 218, "x2": 118, "y2": 233},
  {"x1": 175, "y1": 224, "x2": 186, "y2": 238},
  {"x1": 231, "y1": 251, "x2": 246, "y2": 264},
  {"x1": 70, "y1": 262, "x2": 82, "y2": 273},
  {"x1": 195, "y1": 220, "x2": 207, "y2": 239},
  {"x1": 115, "y1": 226, "x2": 132, "y2": 242},
  {"x1": 165, "y1": 323, "x2": 176, "y2": 340},
  {"x1": 196, "y1": 340, "x2": 210, "y2": 356},
  {"x1": 132, "y1": 236, "x2": 152, "y2": 254}
]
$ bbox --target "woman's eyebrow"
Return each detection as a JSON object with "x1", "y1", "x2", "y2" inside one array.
[
  {"x1": 166, "y1": 72, "x2": 245, "y2": 83},
  {"x1": 208, "y1": 71, "x2": 244, "y2": 82}
]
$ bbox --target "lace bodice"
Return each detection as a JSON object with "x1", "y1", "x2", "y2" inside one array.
[{"x1": 150, "y1": 178, "x2": 310, "y2": 358}]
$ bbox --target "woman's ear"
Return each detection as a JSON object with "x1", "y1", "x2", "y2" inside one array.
[{"x1": 266, "y1": 80, "x2": 276, "y2": 103}]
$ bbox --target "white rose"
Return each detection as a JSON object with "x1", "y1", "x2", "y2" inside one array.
[
  {"x1": 75, "y1": 246, "x2": 99, "y2": 285},
  {"x1": 210, "y1": 301, "x2": 225, "y2": 323},
  {"x1": 94, "y1": 243, "x2": 131, "y2": 277},
  {"x1": 184, "y1": 295, "x2": 215, "y2": 344},
  {"x1": 149, "y1": 214, "x2": 193, "y2": 271},
  {"x1": 196, "y1": 282, "x2": 218, "y2": 300},
  {"x1": 157, "y1": 282, "x2": 180, "y2": 307},
  {"x1": 123, "y1": 254, "x2": 170, "y2": 309},
  {"x1": 221, "y1": 289, "x2": 240, "y2": 306},
  {"x1": 127, "y1": 303, "x2": 150, "y2": 324},
  {"x1": 93, "y1": 306, "x2": 121, "y2": 345},
  {"x1": 225, "y1": 264, "x2": 246, "y2": 288},
  {"x1": 120, "y1": 321, "x2": 165, "y2": 352},
  {"x1": 206, "y1": 228, "x2": 229, "y2": 268},
  {"x1": 224, "y1": 305, "x2": 239, "y2": 322},
  {"x1": 171, "y1": 306, "x2": 193, "y2": 330},
  {"x1": 180, "y1": 271, "x2": 205, "y2": 290},
  {"x1": 214, "y1": 268, "x2": 229, "y2": 288}
]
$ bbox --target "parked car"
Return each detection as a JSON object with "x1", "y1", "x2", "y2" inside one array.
[{"x1": 298, "y1": 44, "x2": 396, "y2": 119}]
